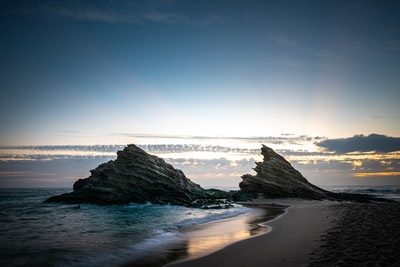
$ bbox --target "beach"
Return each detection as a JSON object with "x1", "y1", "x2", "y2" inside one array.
[
  {"x1": 2, "y1": 189, "x2": 399, "y2": 267},
  {"x1": 167, "y1": 199, "x2": 400, "y2": 267},
  {"x1": 120, "y1": 203, "x2": 288, "y2": 267},
  {"x1": 309, "y1": 202, "x2": 400, "y2": 266}
]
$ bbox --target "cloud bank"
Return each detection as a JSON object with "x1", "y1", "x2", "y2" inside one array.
[{"x1": 316, "y1": 134, "x2": 400, "y2": 153}]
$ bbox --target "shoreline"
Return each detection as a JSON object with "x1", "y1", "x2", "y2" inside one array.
[
  {"x1": 120, "y1": 203, "x2": 288, "y2": 267},
  {"x1": 166, "y1": 199, "x2": 335, "y2": 267},
  {"x1": 168, "y1": 200, "x2": 400, "y2": 267},
  {"x1": 176, "y1": 203, "x2": 288, "y2": 261},
  {"x1": 121, "y1": 199, "x2": 400, "y2": 267}
]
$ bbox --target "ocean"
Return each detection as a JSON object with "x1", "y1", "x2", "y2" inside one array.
[
  {"x1": 325, "y1": 185, "x2": 400, "y2": 202},
  {"x1": 0, "y1": 188, "x2": 260, "y2": 267},
  {"x1": 1, "y1": 186, "x2": 399, "y2": 267}
]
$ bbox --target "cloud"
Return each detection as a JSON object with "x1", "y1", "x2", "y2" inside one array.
[
  {"x1": 0, "y1": 157, "x2": 109, "y2": 187},
  {"x1": 266, "y1": 33, "x2": 334, "y2": 59},
  {"x1": 267, "y1": 34, "x2": 297, "y2": 48},
  {"x1": 274, "y1": 58, "x2": 305, "y2": 68},
  {"x1": 2, "y1": 135, "x2": 400, "y2": 187},
  {"x1": 167, "y1": 157, "x2": 256, "y2": 187},
  {"x1": 18, "y1": 2, "x2": 136, "y2": 24},
  {"x1": 384, "y1": 39, "x2": 400, "y2": 51},
  {"x1": 353, "y1": 172, "x2": 400, "y2": 177},
  {"x1": 11, "y1": 1, "x2": 230, "y2": 26},
  {"x1": 0, "y1": 134, "x2": 327, "y2": 162},
  {"x1": 316, "y1": 134, "x2": 400, "y2": 153},
  {"x1": 0, "y1": 145, "x2": 123, "y2": 161},
  {"x1": 142, "y1": 11, "x2": 182, "y2": 24}
]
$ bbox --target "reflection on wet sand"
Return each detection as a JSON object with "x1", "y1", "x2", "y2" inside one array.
[
  {"x1": 122, "y1": 205, "x2": 286, "y2": 267},
  {"x1": 183, "y1": 205, "x2": 286, "y2": 260}
]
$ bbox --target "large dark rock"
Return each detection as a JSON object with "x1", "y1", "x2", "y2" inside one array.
[
  {"x1": 240, "y1": 145, "x2": 392, "y2": 202},
  {"x1": 46, "y1": 144, "x2": 231, "y2": 207}
]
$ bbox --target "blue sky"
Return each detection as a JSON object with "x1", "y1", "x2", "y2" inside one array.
[
  {"x1": 1, "y1": 0, "x2": 399, "y2": 145},
  {"x1": 1, "y1": 1, "x2": 400, "y2": 188}
]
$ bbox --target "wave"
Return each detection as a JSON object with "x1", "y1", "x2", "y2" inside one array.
[
  {"x1": 57, "y1": 229, "x2": 184, "y2": 267},
  {"x1": 177, "y1": 204, "x2": 250, "y2": 228}
]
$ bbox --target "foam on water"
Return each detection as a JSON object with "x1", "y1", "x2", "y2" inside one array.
[{"x1": 177, "y1": 204, "x2": 251, "y2": 228}]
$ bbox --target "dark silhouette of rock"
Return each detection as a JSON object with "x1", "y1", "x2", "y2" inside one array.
[
  {"x1": 240, "y1": 145, "x2": 393, "y2": 202},
  {"x1": 46, "y1": 144, "x2": 231, "y2": 207},
  {"x1": 47, "y1": 144, "x2": 392, "y2": 206},
  {"x1": 240, "y1": 145, "x2": 331, "y2": 199}
]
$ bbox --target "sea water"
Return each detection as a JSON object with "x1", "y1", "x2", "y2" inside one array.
[
  {"x1": 325, "y1": 185, "x2": 400, "y2": 202},
  {"x1": 1, "y1": 186, "x2": 399, "y2": 267},
  {"x1": 0, "y1": 188, "x2": 251, "y2": 267}
]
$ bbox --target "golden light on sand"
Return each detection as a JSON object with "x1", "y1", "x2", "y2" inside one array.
[
  {"x1": 181, "y1": 211, "x2": 272, "y2": 259},
  {"x1": 186, "y1": 229, "x2": 251, "y2": 258}
]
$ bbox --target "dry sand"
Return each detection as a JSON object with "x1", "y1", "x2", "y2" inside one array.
[{"x1": 309, "y1": 202, "x2": 400, "y2": 266}]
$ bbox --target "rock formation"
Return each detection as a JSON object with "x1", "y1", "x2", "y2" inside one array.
[
  {"x1": 47, "y1": 144, "x2": 391, "y2": 206},
  {"x1": 240, "y1": 145, "x2": 392, "y2": 202},
  {"x1": 240, "y1": 145, "x2": 331, "y2": 199},
  {"x1": 46, "y1": 144, "x2": 231, "y2": 207}
]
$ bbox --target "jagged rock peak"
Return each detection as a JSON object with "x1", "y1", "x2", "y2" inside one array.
[
  {"x1": 261, "y1": 145, "x2": 290, "y2": 164},
  {"x1": 239, "y1": 145, "x2": 393, "y2": 202},
  {"x1": 240, "y1": 145, "x2": 331, "y2": 199}
]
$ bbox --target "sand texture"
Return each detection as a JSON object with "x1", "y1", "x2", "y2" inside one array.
[{"x1": 309, "y1": 202, "x2": 400, "y2": 267}]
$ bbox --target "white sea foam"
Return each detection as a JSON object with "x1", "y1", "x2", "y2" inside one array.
[{"x1": 177, "y1": 204, "x2": 250, "y2": 228}]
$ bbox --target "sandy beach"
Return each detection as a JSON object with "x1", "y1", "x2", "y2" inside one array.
[
  {"x1": 167, "y1": 199, "x2": 400, "y2": 267},
  {"x1": 309, "y1": 202, "x2": 400, "y2": 266},
  {"x1": 167, "y1": 199, "x2": 334, "y2": 267},
  {"x1": 121, "y1": 203, "x2": 288, "y2": 267}
]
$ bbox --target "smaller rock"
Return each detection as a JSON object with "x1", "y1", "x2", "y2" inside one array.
[
  {"x1": 240, "y1": 145, "x2": 331, "y2": 199},
  {"x1": 239, "y1": 145, "x2": 394, "y2": 202}
]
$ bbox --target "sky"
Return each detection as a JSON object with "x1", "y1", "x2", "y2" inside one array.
[{"x1": 1, "y1": 0, "x2": 400, "y2": 188}]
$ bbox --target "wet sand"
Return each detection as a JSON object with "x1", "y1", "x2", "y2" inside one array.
[
  {"x1": 120, "y1": 204, "x2": 287, "y2": 267},
  {"x1": 178, "y1": 204, "x2": 287, "y2": 261},
  {"x1": 167, "y1": 200, "x2": 334, "y2": 267}
]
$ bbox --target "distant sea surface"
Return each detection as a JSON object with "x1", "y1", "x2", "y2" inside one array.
[
  {"x1": 0, "y1": 186, "x2": 399, "y2": 267},
  {"x1": 325, "y1": 185, "x2": 400, "y2": 202}
]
